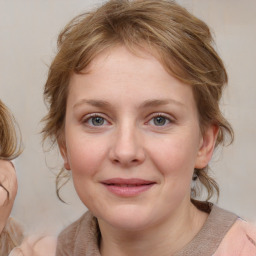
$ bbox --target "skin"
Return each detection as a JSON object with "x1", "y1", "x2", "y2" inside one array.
[
  {"x1": 60, "y1": 46, "x2": 218, "y2": 256},
  {"x1": 0, "y1": 162, "x2": 56, "y2": 255},
  {"x1": 10, "y1": 236, "x2": 56, "y2": 256},
  {"x1": 0, "y1": 160, "x2": 17, "y2": 234}
]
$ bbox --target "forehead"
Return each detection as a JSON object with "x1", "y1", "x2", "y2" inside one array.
[
  {"x1": 85, "y1": 45, "x2": 167, "y2": 79},
  {"x1": 68, "y1": 46, "x2": 195, "y2": 110}
]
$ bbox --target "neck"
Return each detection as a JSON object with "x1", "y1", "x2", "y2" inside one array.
[{"x1": 98, "y1": 201, "x2": 208, "y2": 256}]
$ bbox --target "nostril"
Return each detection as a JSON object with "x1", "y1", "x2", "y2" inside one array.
[{"x1": 111, "y1": 157, "x2": 141, "y2": 166}]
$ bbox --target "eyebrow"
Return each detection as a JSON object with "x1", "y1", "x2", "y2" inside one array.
[
  {"x1": 73, "y1": 98, "x2": 185, "y2": 109},
  {"x1": 73, "y1": 99, "x2": 111, "y2": 109},
  {"x1": 140, "y1": 99, "x2": 185, "y2": 108}
]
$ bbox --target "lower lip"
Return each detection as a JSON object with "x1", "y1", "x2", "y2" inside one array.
[{"x1": 103, "y1": 184, "x2": 155, "y2": 197}]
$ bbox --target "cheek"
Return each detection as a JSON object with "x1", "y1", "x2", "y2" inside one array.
[
  {"x1": 148, "y1": 134, "x2": 199, "y2": 178},
  {"x1": 66, "y1": 135, "x2": 108, "y2": 177},
  {"x1": 65, "y1": 135, "x2": 109, "y2": 207},
  {"x1": 149, "y1": 136, "x2": 199, "y2": 204}
]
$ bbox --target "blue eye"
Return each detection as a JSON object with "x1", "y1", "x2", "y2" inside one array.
[
  {"x1": 90, "y1": 116, "x2": 105, "y2": 126},
  {"x1": 148, "y1": 115, "x2": 172, "y2": 127},
  {"x1": 153, "y1": 116, "x2": 168, "y2": 126},
  {"x1": 84, "y1": 115, "x2": 108, "y2": 127}
]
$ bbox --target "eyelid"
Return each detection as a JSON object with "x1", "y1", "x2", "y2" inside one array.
[
  {"x1": 82, "y1": 112, "x2": 104, "y2": 120},
  {"x1": 144, "y1": 112, "x2": 176, "y2": 129},
  {"x1": 81, "y1": 113, "x2": 111, "y2": 126},
  {"x1": 146, "y1": 112, "x2": 175, "y2": 123}
]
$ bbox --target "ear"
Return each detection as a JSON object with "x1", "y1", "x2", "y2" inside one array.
[
  {"x1": 195, "y1": 125, "x2": 219, "y2": 169},
  {"x1": 58, "y1": 137, "x2": 71, "y2": 171}
]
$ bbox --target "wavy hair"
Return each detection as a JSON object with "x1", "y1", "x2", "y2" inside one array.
[
  {"x1": 42, "y1": 0, "x2": 234, "y2": 201},
  {"x1": 0, "y1": 100, "x2": 22, "y2": 160}
]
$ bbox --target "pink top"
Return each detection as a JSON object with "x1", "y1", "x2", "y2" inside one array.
[{"x1": 214, "y1": 219, "x2": 256, "y2": 256}]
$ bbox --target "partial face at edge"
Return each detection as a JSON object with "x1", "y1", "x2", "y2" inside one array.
[{"x1": 59, "y1": 46, "x2": 217, "y2": 230}]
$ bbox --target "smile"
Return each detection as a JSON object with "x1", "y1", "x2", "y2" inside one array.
[{"x1": 101, "y1": 178, "x2": 156, "y2": 197}]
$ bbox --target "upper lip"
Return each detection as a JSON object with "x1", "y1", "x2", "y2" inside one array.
[{"x1": 101, "y1": 178, "x2": 156, "y2": 185}]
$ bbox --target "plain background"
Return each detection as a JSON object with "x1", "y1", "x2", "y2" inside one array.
[{"x1": 0, "y1": 0, "x2": 256, "y2": 235}]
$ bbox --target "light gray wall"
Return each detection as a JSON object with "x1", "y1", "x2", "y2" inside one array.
[{"x1": 0, "y1": 0, "x2": 255, "y2": 235}]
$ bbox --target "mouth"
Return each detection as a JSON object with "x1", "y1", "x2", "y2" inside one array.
[{"x1": 101, "y1": 178, "x2": 156, "y2": 197}]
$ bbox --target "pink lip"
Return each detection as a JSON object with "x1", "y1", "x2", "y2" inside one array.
[{"x1": 101, "y1": 178, "x2": 156, "y2": 197}]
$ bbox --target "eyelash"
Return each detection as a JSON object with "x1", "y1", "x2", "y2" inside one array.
[
  {"x1": 146, "y1": 113, "x2": 174, "y2": 127},
  {"x1": 81, "y1": 113, "x2": 174, "y2": 128},
  {"x1": 82, "y1": 113, "x2": 110, "y2": 127}
]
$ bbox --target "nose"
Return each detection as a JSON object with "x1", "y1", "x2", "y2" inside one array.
[{"x1": 109, "y1": 123, "x2": 146, "y2": 167}]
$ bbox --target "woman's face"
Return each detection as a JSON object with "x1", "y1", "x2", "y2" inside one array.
[{"x1": 60, "y1": 46, "x2": 215, "y2": 231}]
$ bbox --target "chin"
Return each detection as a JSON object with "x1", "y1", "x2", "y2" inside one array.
[{"x1": 97, "y1": 204, "x2": 157, "y2": 231}]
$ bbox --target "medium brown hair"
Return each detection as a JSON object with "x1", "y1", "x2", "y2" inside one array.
[
  {"x1": 42, "y1": 0, "x2": 233, "y2": 201},
  {"x1": 0, "y1": 100, "x2": 22, "y2": 160}
]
